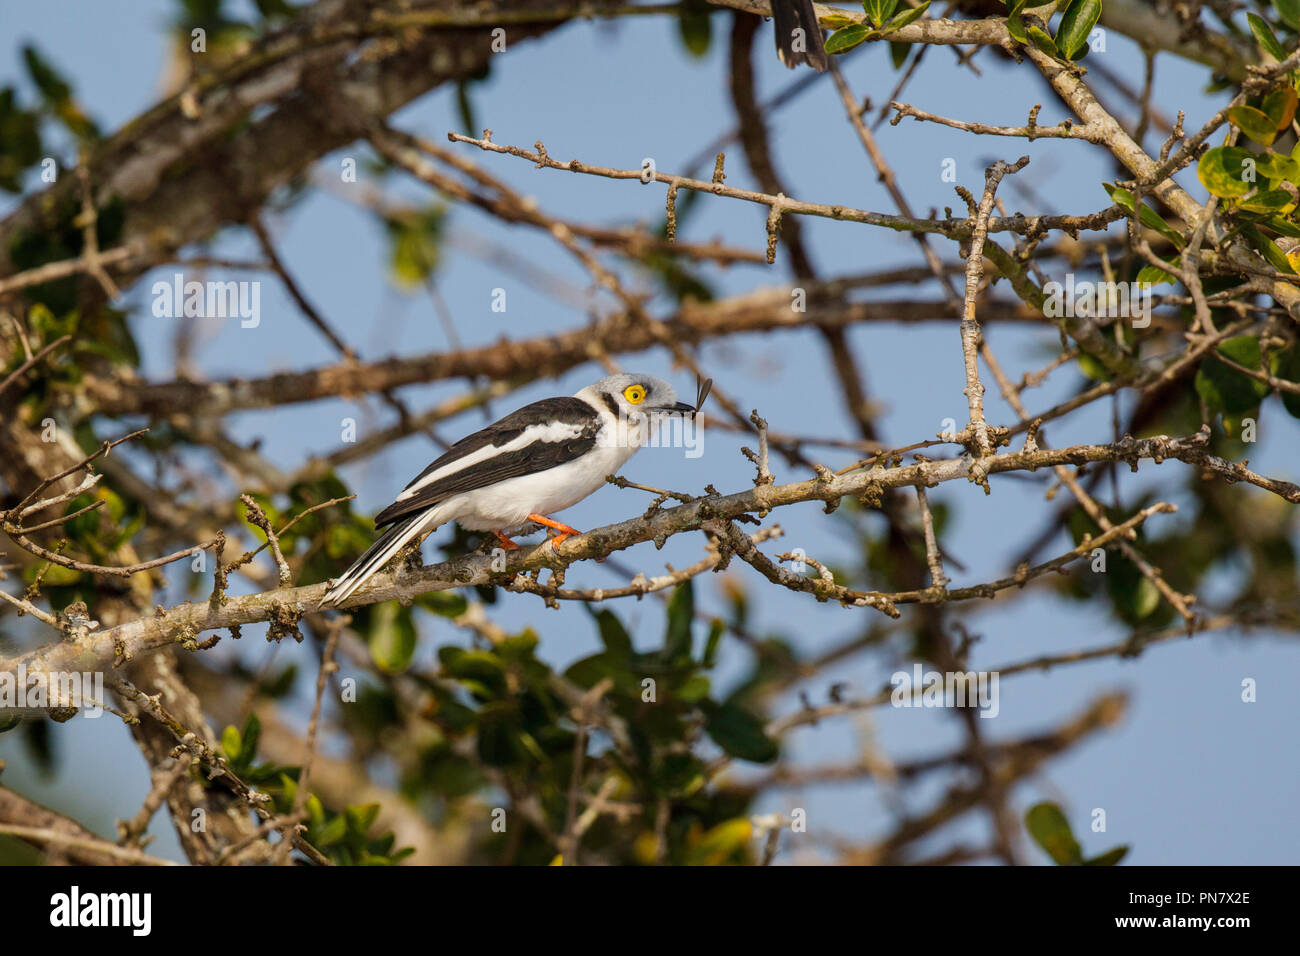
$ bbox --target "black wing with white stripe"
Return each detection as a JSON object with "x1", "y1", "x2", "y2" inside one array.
[{"x1": 372, "y1": 397, "x2": 602, "y2": 528}]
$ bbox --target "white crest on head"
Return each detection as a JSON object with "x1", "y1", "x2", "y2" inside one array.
[{"x1": 577, "y1": 373, "x2": 682, "y2": 449}]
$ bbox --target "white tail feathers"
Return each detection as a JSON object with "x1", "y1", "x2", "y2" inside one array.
[{"x1": 323, "y1": 512, "x2": 437, "y2": 607}]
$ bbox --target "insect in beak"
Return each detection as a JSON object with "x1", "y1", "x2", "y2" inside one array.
[{"x1": 693, "y1": 376, "x2": 712, "y2": 419}]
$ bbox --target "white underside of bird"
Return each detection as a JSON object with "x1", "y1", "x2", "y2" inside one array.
[
  {"x1": 431, "y1": 437, "x2": 640, "y2": 531},
  {"x1": 322, "y1": 374, "x2": 692, "y2": 607}
]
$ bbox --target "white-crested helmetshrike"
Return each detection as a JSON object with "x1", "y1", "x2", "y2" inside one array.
[{"x1": 323, "y1": 374, "x2": 695, "y2": 606}]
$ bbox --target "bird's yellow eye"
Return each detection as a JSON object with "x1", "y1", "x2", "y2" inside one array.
[{"x1": 624, "y1": 384, "x2": 646, "y2": 405}]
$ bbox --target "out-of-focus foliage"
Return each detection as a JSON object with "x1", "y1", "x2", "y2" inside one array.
[{"x1": 1025, "y1": 802, "x2": 1128, "y2": 865}]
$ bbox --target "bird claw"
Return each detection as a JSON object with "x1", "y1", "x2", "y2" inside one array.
[
  {"x1": 527, "y1": 513, "x2": 580, "y2": 550},
  {"x1": 492, "y1": 530, "x2": 520, "y2": 551}
]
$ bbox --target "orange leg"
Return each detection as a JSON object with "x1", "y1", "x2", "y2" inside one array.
[
  {"x1": 527, "y1": 513, "x2": 581, "y2": 547},
  {"x1": 492, "y1": 530, "x2": 520, "y2": 551}
]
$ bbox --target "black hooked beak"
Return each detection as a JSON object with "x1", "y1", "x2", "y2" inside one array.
[{"x1": 653, "y1": 401, "x2": 696, "y2": 415}]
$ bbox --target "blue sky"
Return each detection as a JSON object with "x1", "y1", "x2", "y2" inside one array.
[{"x1": 1, "y1": 1, "x2": 1297, "y2": 864}]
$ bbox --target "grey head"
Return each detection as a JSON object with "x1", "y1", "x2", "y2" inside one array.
[{"x1": 578, "y1": 373, "x2": 695, "y2": 420}]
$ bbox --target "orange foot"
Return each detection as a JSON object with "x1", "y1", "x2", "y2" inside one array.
[
  {"x1": 492, "y1": 530, "x2": 520, "y2": 551},
  {"x1": 528, "y1": 513, "x2": 581, "y2": 547}
]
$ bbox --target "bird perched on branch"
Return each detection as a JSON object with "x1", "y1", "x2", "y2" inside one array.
[
  {"x1": 323, "y1": 374, "x2": 697, "y2": 606},
  {"x1": 772, "y1": 0, "x2": 828, "y2": 71}
]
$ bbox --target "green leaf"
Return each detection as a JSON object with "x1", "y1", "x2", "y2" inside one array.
[
  {"x1": 1196, "y1": 146, "x2": 1257, "y2": 199},
  {"x1": 663, "y1": 581, "x2": 694, "y2": 660},
  {"x1": 1195, "y1": 335, "x2": 1272, "y2": 414},
  {"x1": 657, "y1": 752, "x2": 706, "y2": 797},
  {"x1": 1242, "y1": 223, "x2": 1297, "y2": 274},
  {"x1": 0, "y1": 87, "x2": 43, "y2": 193},
  {"x1": 889, "y1": 40, "x2": 911, "y2": 69},
  {"x1": 1005, "y1": 2, "x2": 1028, "y2": 43},
  {"x1": 678, "y1": 673, "x2": 712, "y2": 703},
  {"x1": 439, "y1": 647, "x2": 506, "y2": 685},
  {"x1": 384, "y1": 206, "x2": 445, "y2": 288},
  {"x1": 702, "y1": 618, "x2": 724, "y2": 668},
  {"x1": 415, "y1": 589, "x2": 468, "y2": 619},
  {"x1": 677, "y1": 3, "x2": 711, "y2": 58},
  {"x1": 1102, "y1": 182, "x2": 1186, "y2": 248},
  {"x1": 1266, "y1": 215, "x2": 1300, "y2": 238},
  {"x1": 61, "y1": 493, "x2": 101, "y2": 542},
  {"x1": 1255, "y1": 152, "x2": 1300, "y2": 184},
  {"x1": 277, "y1": 771, "x2": 298, "y2": 809},
  {"x1": 564, "y1": 651, "x2": 639, "y2": 697},
  {"x1": 24, "y1": 562, "x2": 80, "y2": 587},
  {"x1": 882, "y1": 1, "x2": 929, "y2": 34},
  {"x1": 476, "y1": 716, "x2": 523, "y2": 766},
  {"x1": 1273, "y1": 0, "x2": 1300, "y2": 31},
  {"x1": 315, "y1": 814, "x2": 349, "y2": 847},
  {"x1": 1227, "y1": 105, "x2": 1280, "y2": 147},
  {"x1": 28, "y1": 303, "x2": 68, "y2": 341},
  {"x1": 1025, "y1": 802, "x2": 1083, "y2": 865},
  {"x1": 825, "y1": 24, "x2": 874, "y2": 54},
  {"x1": 1025, "y1": 23, "x2": 1059, "y2": 57},
  {"x1": 240, "y1": 713, "x2": 261, "y2": 766},
  {"x1": 1076, "y1": 351, "x2": 1113, "y2": 383},
  {"x1": 423, "y1": 752, "x2": 484, "y2": 798},
  {"x1": 253, "y1": 0, "x2": 295, "y2": 19},
  {"x1": 346, "y1": 803, "x2": 381, "y2": 833},
  {"x1": 498, "y1": 629, "x2": 538, "y2": 663},
  {"x1": 260, "y1": 664, "x2": 298, "y2": 699},
  {"x1": 1249, "y1": 13, "x2": 1286, "y2": 61},
  {"x1": 1110, "y1": 564, "x2": 1160, "y2": 622},
  {"x1": 369, "y1": 603, "x2": 418, "y2": 674},
  {"x1": 1084, "y1": 845, "x2": 1130, "y2": 866},
  {"x1": 1240, "y1": 189, "x2": 1297, "y2": 215},
  {"x1": 1262, "y1": 88, "x2": 1298, "y2": 132},
  {"x1": 863, "y1": 0, "x2": 900, "y2": 28},
  {"x1": 685, "y1": 817, "x2": 753, "y2": 865},
  {"x1": 220, "y1": 725, "x2": 242, "y2": 762},
  {"x1": 306, "y1": 793, "x2": 325, "y2": 827},
  {"x1": 590, "y1": 607, "x2": 633, "y2": 658},
  {"x1": 1269, "y1": 342, "x2": 1300, "y2": 418},
  {"x1": 705, "y1": 700, "x2": 778, "y2": 763},
  {"x1": 21, "y1": 45, "x2": 71, "y2": 105},
  {"x1": 1136, "y1": 260, "x2": 1178, "y2": 285},
  {"x1": 1054, "y1": 0, "x2": 1101, "y2": 60},
  {"x1": 21, "y1": 45, "x2": 97, "y2": 140}
]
